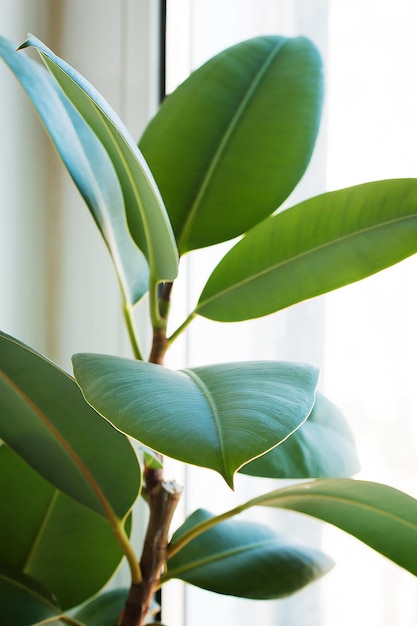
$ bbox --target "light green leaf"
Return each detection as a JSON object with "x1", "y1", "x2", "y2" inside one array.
[
  {"x1": 0, "y1": 565, "x2": 61, "y2": 626},
  {"x1": 241, "y1": 393, "x2": 360, "y2": 478},
  {"x1": 164, "y1": 509, "x2": 333, "y2": 598},
  {"x1": 197, "y1": 179, "x2": 417, "y2": 321},
  {"x1": 0, "y1": 331, "x2": 141, "y2": 519},
  {"x1": 72, "y1": 589, "x2": 128, "y2": 626},
  {"x1": 0, "y1": 445, "x2": 130, "y2": 610},
  {"x1": 72, "y1": 354, "x2": 318, "y2": 487},
  {"x1": 245, "y1": 479, "x2": 417, "y2": 575},
  {"x1": 140, "y1": 35, "x2": 323, "y2": 254},
  {"x1": 0, "y1": 35, "x2": 148, "y2": 306},
  {"x1": 19, "y1": 34, "x2": 178, "y2": 284}
]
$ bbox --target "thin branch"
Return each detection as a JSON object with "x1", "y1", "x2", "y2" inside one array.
[
  {"x1": 166, "y1": 311, "x2": 197, "y2": 346},
  {"x1": 123, "y1": 300, "x2": 144, "y2": 361},
  {"x1": 149, "y1": 277, "x2": 163, "y2": 329},
  {"x1": 166, "y1": 502, "x2": 246, "y2": 561}
]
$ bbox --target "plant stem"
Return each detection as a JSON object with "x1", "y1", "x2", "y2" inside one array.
[
  {"x1": 123, "y1": 300, "x2": 143, "y2": 361},
  {"x1": 120, "y1": 289, "x2": 183, "y2": 625},
  {"x1": 119, "y1": 474, "x2": 183, "y2": 626}
]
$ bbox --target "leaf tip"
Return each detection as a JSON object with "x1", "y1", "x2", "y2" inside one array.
[
  {"x1": 224, "y1": 471, "x2": 235, "y2": 491},
  {"x1": 16, "y1": 33, "x2": 33, "y2": 52}
]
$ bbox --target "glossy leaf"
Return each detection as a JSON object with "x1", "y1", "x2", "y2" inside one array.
[
  {"x1": 164, "y1": 509, "x2": 333, "y2": 598},
  {"x1": 245, "y1": 479, "x2": 417, "y2": 575},
  {"x1": 0, "y1": 332, "x2": 141, "y2": 519},
  {"x1": 0, "y1": 35, "x2": 148, "y2": 306},
  {"x1": 20, "y1": 34, "x2": 178, "y2": 284},
  {"x1": 72, "y1": 589, "x2": 128, "y2": 626},
  {"x1": 197, "y1": 179, "x2": 417, "y2": 321},
  {"x1": 241, "y1": 393, "x2": 360, "y2": 478},
  {"x1": 139, "y1": 35, "x2": 323, "y2": 254},
  {"x1": 0, "y1": 565, "x2": 61, "y2": 626},
  {"x1": 0, "y1": 445, "x2": 131, "y2": 610},
  {"x1": 72, "y1": 354, "x2": 318, "y2": 487}
]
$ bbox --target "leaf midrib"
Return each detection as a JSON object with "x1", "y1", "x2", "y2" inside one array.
[
  {"x1": 0, "y1": 368, "x2": 116, "y2": 522},
  {"x1": 183, "y1": 369, "x2": 229, "y2": 481},
  {"x1": 166, "y1": 538, "x2": 274, "y2": 579},
  {"x1": 255, "y1": 489, "x2": 417, "y2": 533},
  {"x1": 22, "y1": 490, "x2": 58, "y2": 575}
]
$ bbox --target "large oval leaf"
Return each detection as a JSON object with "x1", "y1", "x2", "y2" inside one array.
[
  {"x1": 197, "y1": 179, "x2": 417, "y2": 321},
  {"x1": 0, "y1": 35, "x2": 148, "y2": 306},
  {"x1": 240, "y1": 392, "x2": 360, "y2": 478},
  {"x1": 0, "y1": 565, "x2": 61, "y2": 626},
  {"x1": 244, "y1": 479, "x2": 417, "y2": 575},
  {"x1": 72, "y1": 354, "x2": 318, "y2": 487},
  {"x1": 164, "y1": 509, "x2": 333, "y2": 598},
  {"x1": 19, "y1": 34, "x2": 178, "y2": 284},
  {"x1": 0, "y1": 444, "x2": 130, "y2": 610},
  {"x1": 0, "y1": 332, "x2": 141, "y2": 519},
  {"x1": 139, "y1": 36, "x2": 323, "y2": 254}
]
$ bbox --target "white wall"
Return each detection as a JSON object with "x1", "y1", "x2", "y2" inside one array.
[{"x1": 0, "y1": 0, "x2": 159, "y2": 369}]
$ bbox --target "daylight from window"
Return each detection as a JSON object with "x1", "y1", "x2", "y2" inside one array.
[{"x1": 165, "y1": 1, "x2": 417, "y2": 625}]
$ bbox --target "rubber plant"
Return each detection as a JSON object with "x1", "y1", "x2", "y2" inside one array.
[{"x1": 1, "y1": 32, "x2": 417, "y2": 626}]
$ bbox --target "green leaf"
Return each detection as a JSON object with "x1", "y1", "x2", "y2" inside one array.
[
  {"x1": 0, "y1": 35, "x2": 147, "y2": 306},
  {"x1": 0, "y1": 565, "x2": 61, "y2": 626},
  {"x1": 72, "y1": 589, "x2": 128, "y2": 626},
  {"x1": 197, "y1": 179, "x2": 417, "y2": 321},
  {"x1": 139, "y1": 35, "x2": 323, "y2": 254},
  {"x1": 245, "y1": 479, "x2": 417, "y2": 575},
  {"x1": 73, "y1": 589, "x2": 161, "y2": 626},
  {"x1": 164, "y1": 509, "x2": 333, "y2": 598},
  {"x1": 0, "y1": 445, "x2": 131, "y2": 610},
  {"x1": 19, "y1": 34, "x2": 178, "y2": 284},
  {"x1": 0, "y1": 331, "x2": 141, "y2": 519},
  {"x1": 72, "y1": 354, "x2": 318, "y2": 487},
  {"x1": 240, "y1": 392, "x2": 360, "y2": 478}
]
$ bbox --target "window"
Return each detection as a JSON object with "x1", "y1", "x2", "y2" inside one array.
[{"x1": 2, "y1": 1, "x2": 417, "y2": 624}]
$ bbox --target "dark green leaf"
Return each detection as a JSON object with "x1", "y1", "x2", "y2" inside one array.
[
  {"x1": 245, "y1": 479, "x2": 417, "y2": 575},
  {"x1": 20, "y1": 34, "x2": 178, "y2": 284},
  {"x1": 0, "y1": 444, "x2": 131, "y2": 610},
  {"x1": 0, "y1": 565, "x2": 61, "y2": 626},
  {"x1": 197, "y1": 179, "x2": 417, "y2": 321},
  {"x1": 72, "y1": 354, "x2": 318, "y2": 487},
  {"x1": 72, "y1": 589, "x2": 128, "y2": 626},
  {"x1": 140, "y1": 36, "x2": 323, "y2": 254},
  {"x1": 0, "y1": 35, "x2": 148, "y2": 306},
  {"x1": 241, "y1": 393, "x2": 360, "y2": 478},
  {"x1": 164, "y1": 509, "x2": 333, "y2": 598},
  {"x1": 0, "y1": 331, "x2": 141, "y2": 518}
]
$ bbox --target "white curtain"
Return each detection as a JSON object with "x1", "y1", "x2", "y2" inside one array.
[
  {"x1": 164, "y1": 1, "x2": 417, "y2": 625},
  {"x1": 322, "y1": 1, "x2": 417, "y2": 624}
]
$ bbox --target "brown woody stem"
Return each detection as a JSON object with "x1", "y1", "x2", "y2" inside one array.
[
  {"x1": 119, "y1": 475, "x2": 183, "y2": 626},
  {"x1": 119, "y1": 289, "x2": 181, "y2": 625}
]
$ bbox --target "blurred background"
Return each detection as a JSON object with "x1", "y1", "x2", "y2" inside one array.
[{"x1": 1, "y1": 1, "x2": 417, "y2": 623}]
